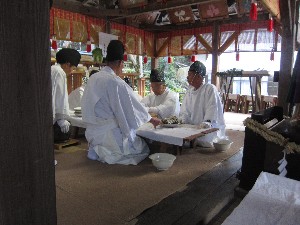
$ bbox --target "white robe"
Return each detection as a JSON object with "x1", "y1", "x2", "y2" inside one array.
[
  {"x1": 81, "y1": 66, "x2": 151, "y2": 165},
  {"x1": 179, "y1": 83, "x2": 225, "y2": 146},
  {"x1": 141, "y1": 88, "x2": 180, "y2": 119},
  {"x1": 68, "y1": 84, "x2": 85, "y2": 111},
  {"x1": 51, "y1": 64, "x2": 70, "y2": 124}
]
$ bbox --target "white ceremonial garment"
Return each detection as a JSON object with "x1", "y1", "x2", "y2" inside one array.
[
  {"x1": 141, "y1": 88, "x2": 180, "y2": 119},
  {"x1": 51, "y1": 64, "x2": 70, "y2": 124},
  {"x1": 81, "y1": 66, "x2": 151, "y2": 165},
  {"x1": 179, "y1": 83, "x2": 225, "y2": 147},
  {"x1": 68, "y1": 84, "x2": 85, "y2": 111}
]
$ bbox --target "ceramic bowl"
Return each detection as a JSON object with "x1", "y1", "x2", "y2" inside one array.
[
  {"x1": 149, "y1": 153, "x2": 176, "y2": 171},
  {"x1": 213, "y1": 139, "x2": 233, "y2": 152}
]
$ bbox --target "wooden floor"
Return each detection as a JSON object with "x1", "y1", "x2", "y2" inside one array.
[{"x1": 132, "y1": 149, "x2": 244, "y2": 225}]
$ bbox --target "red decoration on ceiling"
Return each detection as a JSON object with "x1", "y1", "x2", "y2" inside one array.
[
  {"x1": 51, "y1": 35, "x2": 57, "y2": 50},
  {"x1": 250, "y1": 2, "x2": 257, "y2": 21},
  {"x1": 143, "y1": 56, "x2": 148, "y2": 64},
  {"x1": 191, "y1": 55, "x2": 196, "y2": 62},
  {"x1": 268, "y1": 16, "x2": 273, "y2": 32}
]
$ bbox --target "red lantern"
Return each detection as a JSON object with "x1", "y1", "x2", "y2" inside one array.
[
  {"x1": 51, "y1": 35, "x2": 57, "y2": 50},
  {"x1": 86, "y1": 38, "x2": 91, "y2": 52},
  {"x1": 191, "y1": 55, "x2": 196, "y2": 62},
  {"x1": 168, "y1": 56, "x2": 172, "y2": 63},
  {"x1": 250, "y1": 2, "x2": 257, "y2": 21},
  {"x1": 143, "y1": 56, "x2": 148, "y2": 64},
  {"x1": 268, "y1": 16, "x2": 273, "y2": 32},
  {"x1": 123, "y1": 51, "x2": 128, "y2": 61},
  {"x1": 236, "y1": 52, "x2": 240, "y2": 61}
]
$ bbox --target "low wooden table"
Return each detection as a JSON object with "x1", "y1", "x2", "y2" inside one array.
[{"x1": 137, "y1": 123, "x2": 218, "y2": 155}]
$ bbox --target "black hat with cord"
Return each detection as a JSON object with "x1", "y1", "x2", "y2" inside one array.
[
  {"x1": 189, "y1": 61, "x2": 206, "y2": 77},
  {"x1": 150, "y1": 69, "x2": 165, "y2": 83},
  {"x1": 106, "y1": 40, "x2": 125, "y2": 62},
  {"x1": 56, "y1": 48, "x2": 81, "y2": 67}
]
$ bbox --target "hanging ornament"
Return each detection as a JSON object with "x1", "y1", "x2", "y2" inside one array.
[
  {"x1": 86, "y1": 38, "x2": 91, "y2": 52},
  {"x1": 250, "y1": 1, "x2": 257, "y2": 21},
  {"x1": 236, "y1": 51, "x2": 240, "y2": 61},
  {"x1": 268, "y1": 15, "x2": 273, "y2": 32},
  {"x1": 270, "y1": 49, "x2": 275, "y2": 61},
  {"x1": 168, "y1": 55, "x2": 172, "y2": 63},
  {"x1": 123, "y1": 50, "x2": 128, "y2": 61},
  {"x1": 51, "y1": 34, "x2": 57, "y2": 50},
  {"x1": 143, "y1": 54, "x2": 148, "y2": 64},
  {"x1": 191, "y1": 55, "x2": 196, "y2": 62}
]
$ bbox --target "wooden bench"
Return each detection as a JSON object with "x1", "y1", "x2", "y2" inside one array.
[
  {"x1": 260, "y1": 95, "x2": 278, "y2": 110},
  {"x1": 224, "y1": 94, "x2": 242, "y2": 113}
]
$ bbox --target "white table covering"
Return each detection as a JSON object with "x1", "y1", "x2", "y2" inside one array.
[
  {"x1": 222, "y1": 172, "x2": 300, "y2": 225},
  {"x1": 137, "y1": 123, "x2": 213, "y2": 146}
]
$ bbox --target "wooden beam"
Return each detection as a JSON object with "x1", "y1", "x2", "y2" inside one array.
[
  {"x1": 260, "y1": 0, "x2": 281, "y2": 22},
  {"x1": 110, "y1": 0, "x2": 218, "y2": 20},
  {"x1": 52, "y1": 0, "x2": 125, "y2": 17},
  {"x1": 278, "y1": 0, "x2": 296, "y2": 115},
  {"x1": 218, "y1": 31, "x2": 240, "y2": 54},
  {"x1": 156, "y1": 37, "x2": 170, "y2": 57},
  {"x1": 196, "y1": 34, "x2": 212, "y2": 53},
  {"x1": 211, "y1": 21, "x2": 220, "y2": 86},
  {"x1": 1, "y1": 1, "x2": 56, "y2": 224}
]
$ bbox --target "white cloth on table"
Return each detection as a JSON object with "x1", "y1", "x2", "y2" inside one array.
[
  {"x1": 137, "y1": 123, "x2": 214, "y2": 146},
  {"x1": 68, "y1": 84, "x2": 86, "y2": 111},
  {"x1": 141, "y1": 88, "x2": 180, "y2": 119},
  {"x1": 81, "y1": 66, "x2": 151, "y2": 165},
  {"x1": 179, "y1": 84, "x2": 225, "y2": 147},
  {"x1": 222, "y1": 172, "x2": 300, "y2": 225},
  {"x1": 51, "y1": 64, "x2": 70, "y2": 124}
]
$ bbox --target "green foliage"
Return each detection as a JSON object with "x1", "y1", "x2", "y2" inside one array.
[{"x1": 216, "y1": 68, "x2": 243, "y2": 77}]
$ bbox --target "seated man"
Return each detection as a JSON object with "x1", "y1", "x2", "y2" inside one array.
[
  {"x1": 179, "y1": 61, "x2": 225, "y2": 147},
  {"x1": 81, "y1": 40, "x2": 161, "y2": 165},
  {"x1": 51, "y1": 48, "x2": 81, "y2": 143},
  {"x1": 68, "y1": 69, "x2": 99, "y2": 111},
  {"x1": 141, "y1": 69, "x2": 180, "y2": 119}
]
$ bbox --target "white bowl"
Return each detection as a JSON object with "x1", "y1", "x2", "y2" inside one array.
[
  {"x1": 213, "y1": 139, "x2": 233, "y2": 152},
  {"x1": 149, "y1": 153, "x2": 176, "y2": 171}
]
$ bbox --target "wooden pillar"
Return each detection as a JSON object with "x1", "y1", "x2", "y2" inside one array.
[
  {"x1": 278, "y1": 0, "x2": 296, "y2": 115},
  {"x1": 211, "y1": 21, "x2": 220, "y2": 86},
  {"x1": 0, "y1": 1, "x2": 57, "y2": 224}
]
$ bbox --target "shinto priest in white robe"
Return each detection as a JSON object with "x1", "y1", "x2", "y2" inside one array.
[
  {"x1": 51, "y1": 64, "x2": 70, "y2": 124},
  {"x1": 81, "y1": 66, "x2": 151, "y2": 165},
  {"x1": 179, "y1": 83, "x2": 225, "y2": 147},
  {"x1": 141, "y1": 88, "x2": 180, "y2": 119}
]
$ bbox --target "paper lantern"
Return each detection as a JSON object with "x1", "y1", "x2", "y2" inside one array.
[
  {"x1": 168, "y1": 56, "x2": 172, "y2": 63},
  {"x1": 123, "y1": 52, "x2": 128, "y2": 61}
]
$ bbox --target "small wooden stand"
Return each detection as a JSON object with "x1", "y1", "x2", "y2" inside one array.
[{"x1": 54, "y1": 139, "x2": 80, "y2": 150}]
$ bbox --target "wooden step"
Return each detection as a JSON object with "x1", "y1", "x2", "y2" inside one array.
[{"x1": 54, "y1": 139, "x2": 80, "y2": 150}]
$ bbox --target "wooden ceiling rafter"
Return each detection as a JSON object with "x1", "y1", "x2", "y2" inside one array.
[{"x1": 218, "y1": 31, "x2": 240, "y2": 54}]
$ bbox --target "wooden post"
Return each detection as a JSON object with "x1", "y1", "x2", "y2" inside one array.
[
  {"x1": 211, "y1": 21, "x2": 220, "y2": 86},
  {"x1": 0, "y1": 1, "x2": 57, "y2": 224},
  {"x1": 278, "y1": 0, "x2": 296, "y2": 115}
]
